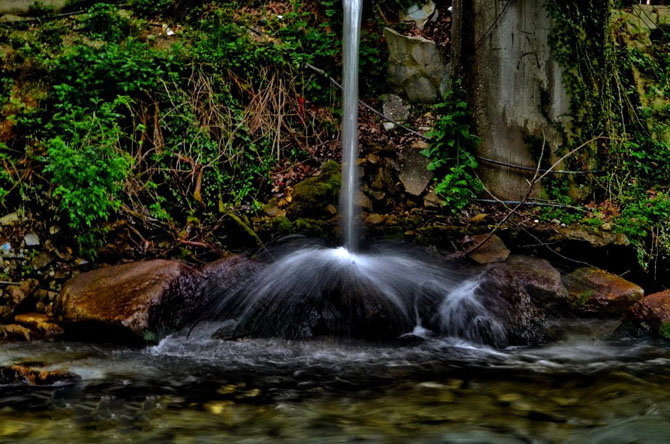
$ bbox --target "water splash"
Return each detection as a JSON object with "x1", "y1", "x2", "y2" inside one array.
[{"x1": 205, "y1": 240, "x2": 508, "y2": 344}]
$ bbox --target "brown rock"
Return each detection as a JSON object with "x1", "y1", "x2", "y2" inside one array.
[
  {"x1": 1, "y1": 279, "x2": 39, "y2": 321},
  {"x1": 490, "y1": 256, "x2": 569, "y2": 311},
  {"x1": 626, "y1": 290, "x2": 670, "y2": 338},
  {"x1": 14, "y1": 312, "x2": 64, "y2": 337},
  {"x1": 467, "y1": 234, "x2": 510, "y2": 264},
  {"x1": 423, "y1": 191, "x2": 442, "y2": 208},
  {"x1": 398, "y1": 149, "x2": 433, "y2": 196},
  {"x1": 0, "y1": 365, "x2": 79, "y2": 386},
  {"x1": 364, "y1": 214, "x2": 387, "y2": 226},
  {"x1": 55, "y1": 260, "x2": 200, "y2": 342},
  {"x1": 0, "y1": 324, "x2": 31, "y2": 341},
  {"x1": 563, "y1": 267, "x2": 644, "y2": 315},
  {"x1": 356, "y1": 190, "x2": 373, "y2": 210}
]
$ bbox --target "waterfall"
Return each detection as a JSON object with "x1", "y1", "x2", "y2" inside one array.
[{"x1": 340, "y1": 0, "x2": 363, "y2": 251}]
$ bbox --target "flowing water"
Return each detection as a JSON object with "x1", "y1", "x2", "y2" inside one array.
[{"x1": 3, "y1": 330, "x2": 670, "y2": 442}]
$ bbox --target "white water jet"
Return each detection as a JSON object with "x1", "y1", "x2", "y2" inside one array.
[{"x1": 341, "y1": 0, "x2": 363, "y2": 251}]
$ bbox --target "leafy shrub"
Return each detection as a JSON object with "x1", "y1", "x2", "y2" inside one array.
[
  {"x1": 82, "y1": 3, "x2": 131, "y2": 42},
  {"x1": 43, "y1": 97, "x2": 132, "y2": 255},
  {"x1": 421, "y1": 85, "x2": 482, "y2": 212}
]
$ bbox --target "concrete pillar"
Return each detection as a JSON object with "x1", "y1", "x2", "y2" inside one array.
[{"x1": 451, "y1": 0, "x2": 571, "y2": 200}]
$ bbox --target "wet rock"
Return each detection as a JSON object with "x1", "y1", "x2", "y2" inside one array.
[
  {"x1": 285, "y1": 161, "x2": 341, "y2": 220},
  {"x1": 624, "y1": 290, "x2": 670, "y2": 339},
  {"x1": 1, "y1": 279, "x2": 39, "y2": 321},
  {"x1": 467, "y1": 234, "x2": 510, "y2": 265},
  {"x1": 55, "y1": 260, "x2": 201, "y2": 343},
  {"x1": 0, "y1": 324, "x2": 31, "y2": 341},
  {"x1": 563, "y1": 267, "x2": 644, "y2": 315},
  {"x1": 384, "y1": 27, "x2": 447, "y2": 103},
  {"x1": 382, "y1": 94, "x2": 411, "y2": 122},
  {"x1": 0, "y1": 365, "x2": 79, "y2": 386},
  {"x1": 474, "y1": 267, "x2": 546, "y2": 346},
  {"x1": 398, "y1": 149, "x2": 433, "y2": 196},
  {"x1": 198, "y1": 255, "x2": 263, "y2": 308},
  {"x1": 490, "y1": 256, "x2": 569, "y2": 312},
  {"x1": 14, "y1": 312, "x2": 63, "y2": 338}
]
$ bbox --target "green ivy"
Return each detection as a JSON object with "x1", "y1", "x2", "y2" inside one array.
[{"x1": 421, "y1": 84, "x2": 482, "y2": 212}]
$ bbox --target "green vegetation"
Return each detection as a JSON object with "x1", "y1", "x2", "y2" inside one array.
[
  {"x1": 545, "y1": 1, "x2": 670, "y2": 269},
  {"x1": 660, "y1": 322, "x2": 670, "y2": 339},
  {"x1": 421, "y1": 84, "x2": 482, "y2": 212},
  {"x1": 0, "y1": 0, "x2": 396, "y2": 257}
]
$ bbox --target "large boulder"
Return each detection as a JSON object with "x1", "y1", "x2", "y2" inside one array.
[
  {"x1": 55, "y1": 260, "x2": 200, "y2": 342},
  {"x1": 197, "y1": 255, "x2": 264, "y2": 311},
  {"x1": 562, "y1": 267, "x2": 644, "y2": 315},
  {"x1": 470, "y1": 267, "x2": 546, "y2": 347},
  {"x1": 489, "y1": 256, "x2": 569, "y2": 312},
  {"x1": 623, "y1": 290, "x2": 670, "y2": 339}
]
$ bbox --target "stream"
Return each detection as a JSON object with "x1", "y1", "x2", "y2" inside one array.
[{"x1": 2, "y1": 320, "x2": 670, "y2": 443}]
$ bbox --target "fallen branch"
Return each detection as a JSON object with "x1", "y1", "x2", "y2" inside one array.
[{"x1": 466, "y1": 134, "x2": 604, "y2": 256}]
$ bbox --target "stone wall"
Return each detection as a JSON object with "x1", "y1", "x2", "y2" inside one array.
[
  {"x1": 0, "y1": 1, "x2": 66, "y2": 17},
  {"x1": 451, "y1": 0, "x2": 571, "y2": 200}
]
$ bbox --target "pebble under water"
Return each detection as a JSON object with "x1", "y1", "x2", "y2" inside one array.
[{"x1": 2, "y1": 322, "x2": 670, "y2": 443}]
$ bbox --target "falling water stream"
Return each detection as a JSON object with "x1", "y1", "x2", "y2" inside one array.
[
  {"x1": 341, "y1": 0, "x2": 363, "y2": 251},
  {"x1": 3, "y1": 1, "x2": 670, "y2": 442}
]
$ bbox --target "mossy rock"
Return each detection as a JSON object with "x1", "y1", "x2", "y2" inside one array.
[
  {"x1": 255, "y1": 216, "x2": 337, "y2": 240},
  {"x1": 285, "y1": 160, "x2": 341, "y2": 220}
]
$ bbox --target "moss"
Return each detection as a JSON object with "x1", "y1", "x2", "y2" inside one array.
[
  {"x1": 659, "y1": 322, "x2": 670, "y2": 339},
  {"x1": 285, "y1": 160, "x2": 341, "y2": 220},
  {"x1": 572, "y1": 290, "x2": 594, "y2": 308}
]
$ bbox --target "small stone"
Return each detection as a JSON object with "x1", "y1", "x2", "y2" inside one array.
[
  {"x1": 423, "y1": 191, "x2": 442, "y2": 208},
  {"x1": 470, "y1": 213, "x2": 488, "y2": 224},
  {"x1": 400, "y1": 1, "x2": 436, "y2": 30},
  {"x1": 356, "y1": 191, "x2": 373, "y2": 210},
  {"x1": 398, "y1": 149, "x2": 433, "y2": 196},
  {"x1": 0, "y1": 212, "x2": 20, "y2": 225},
  {"x1": 467, "y1": 234, "x2": 510, "y2": 265},
  {"x1": 382, "y1": 94, "x2": 411, "y2": 122},
  {"x1": 365, "y1": 214, "x2": 387, "y2": 226},
  {"x1": 366, "y1": 153, "x2": 381, "y2": 165},
  {"x1": 31, "y1": 251, "x2": 52, "y2": 270},
  {"x1": 411, "y1": 140, "x2": 430, "y2": 150},
  {"x1": 383, "y1": 122, "x2": 396, "y2": 131},
  {"x1": 23, "y1": 233, "x2": 40, "y2": 247}
]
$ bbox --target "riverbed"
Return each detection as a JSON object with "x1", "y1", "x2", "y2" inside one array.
[{"x1": 2, "y1": 320, "x2": 669, "y2": 443}]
